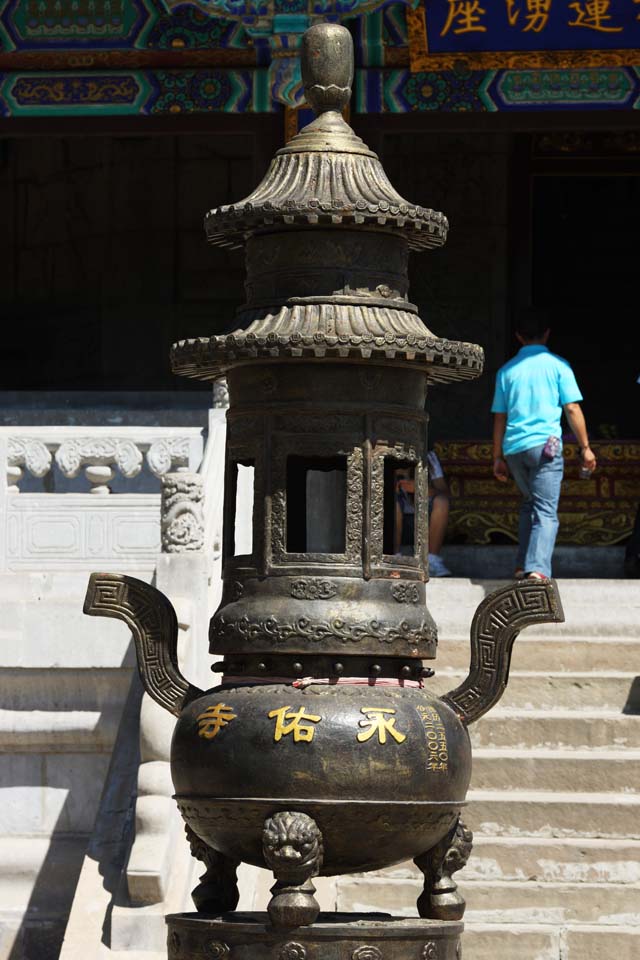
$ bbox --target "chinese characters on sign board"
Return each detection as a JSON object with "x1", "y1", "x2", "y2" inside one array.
[{"x1": 408, "y1": 0, "x2": 640, "y2": 70}]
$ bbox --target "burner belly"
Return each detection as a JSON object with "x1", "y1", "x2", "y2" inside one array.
[{"x1": 171, "y1": 683, "x2": 471, "y2": 874}]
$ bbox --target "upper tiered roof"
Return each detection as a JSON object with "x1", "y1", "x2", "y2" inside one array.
[
  {"x1": 204, "y1": 23, "x2": 448, "y2": 253},
  {"x1": 171, "y1": 23, "x2": 484, "y2": 383}
]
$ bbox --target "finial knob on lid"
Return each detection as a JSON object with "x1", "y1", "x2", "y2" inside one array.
[{"x1": 302, "y1": 22, "x2": 353, "y2": 115}]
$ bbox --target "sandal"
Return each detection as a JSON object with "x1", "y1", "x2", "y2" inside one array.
[
  {"x1": 514, "y1": 568, "x2": 525, "y2": 580},
  {"x1": 525, "y1": 571, "x2": 549, "y2": 581}
]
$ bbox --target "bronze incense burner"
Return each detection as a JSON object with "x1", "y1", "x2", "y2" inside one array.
[{"x1": 84, "y1": 22, "x2": 564, "y2": 958}]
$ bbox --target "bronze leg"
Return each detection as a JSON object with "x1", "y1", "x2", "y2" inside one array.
[
  {"x1": 262, "y1": 811, "x2": 324, "y2": 928},
  {"x1": 185, "y1": 825, "x2": 240, "y2": 914},
  {"x1": 414, "y1": 818, "x2": 473, "y2": 921}
]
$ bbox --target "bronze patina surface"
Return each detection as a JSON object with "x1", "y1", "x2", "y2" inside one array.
[
  {"x1": 166, "y1": 913, "x2": 465, "y2": 960},
  {"x1": 84, "y1": 20, "x2": 565, "y2": 955}
]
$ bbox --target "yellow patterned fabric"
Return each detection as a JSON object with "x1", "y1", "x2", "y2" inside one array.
[{"x1": 435, "y1": 441, "x2": 639, "y2": 547}]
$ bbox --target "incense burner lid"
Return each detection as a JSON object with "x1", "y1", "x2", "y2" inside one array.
[
  {"x1": 171, "y1": 322, "x2": 484, "y2": 382},
  {"x1": 203, "y1": 23, "x2": 447, "y2": 253},
  {"x1": 204, "y1": 148, "x2": 449, "y2": 253}
]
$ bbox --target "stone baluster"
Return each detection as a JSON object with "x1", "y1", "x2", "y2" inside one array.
[
  {"x1": 56, "y1": 438, "x2": 143, "y2": 491},
  {"x1": 7, "y1": 439, "x2": 52, "y2": 493},
  {"x1": 6, "y1": 464, "x2": 23, "y2": 493},
  {"x1": 85, "y1": 464, "x2": 116, "y2": 495}
]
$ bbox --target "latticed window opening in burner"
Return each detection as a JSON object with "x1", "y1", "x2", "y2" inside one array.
[
  {"x1": 383, "y1": 459, "x2": 416, "y2": 557},
  {"x1": 227, "y1": 459, "x2": 255, "y2": 557},
  {"x1": 286, "y1": 455, "x2": 347, "y2": 554}
]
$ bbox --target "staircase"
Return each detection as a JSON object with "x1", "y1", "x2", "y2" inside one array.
[
  {"x1": 0, "y1": 572, "x2": 137, "y2": 960},
  {"x1": 0, "y1": 423, "x2": 209, "y2": 960},
  {"x1": 333, "y1": 578, "x2": 640, "y2": 960}
]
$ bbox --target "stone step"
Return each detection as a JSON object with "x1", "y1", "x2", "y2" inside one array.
[
  {"x1": 462, "y1": 837, "x2": 640, "y2": 885},
  {"x1": 459, "y1": 924, "x2": 562, "y2": 960},
  {"x1": 0, "y1": 667, "x2": 132, "y2": 712},
  {"x1": 437, "y1": 635, "x2": 640, "y2": 673},
  {"x1": 0, "y1": 836, "x2": 86, "y2": 913},
  {"x1": 0, "y1": 571, "x2": 148, "y2": 602},
  {"x1": 335, "y1": 876, "x2": 640, "y2": 924},
  {"x1": 0, "y1": 709, "x2": 119, "y2": 753},
  {"x1": 461, "y1": 923, "x2": 640, "y2": 960},
  {"x1": 435, "y1": 616, "x2": 640, "y2": 639},
  {"x1": 470, "y1": 748, "x2": 640, "y2": 794},
  {"x1": 0, "y1": 599, "x2": 133, "y2": 669},
  {"x1": 440, "y1": 544, "x2": 626, "y2": 580},
  {"x1": 470, "y1": 709, "x2": 640, "y2": 750},
  {"x1": 428, "y1": 578, "x2": 640, "y2": 604},
  {"x1": 427, "y1": 578, "x2": 640, "y2": 638},
  {"x1": 463, "y1": 880, "x2": 640, "y2": 924},
  {"x1": 466, "y1": 790, "x2": 640, "y2": 839},
  {"x1": 0, "y1": 751, "x2": 112, "y2": 835},
  {"x1": 558, "y1": 924, "x2": 640, "y2": 959},
  {"x1": 367, "y1": 836, "x2": 640, "y2": 885},
  {"x1": 427, "y1": 670, "x2": 640, "y2": 711}
]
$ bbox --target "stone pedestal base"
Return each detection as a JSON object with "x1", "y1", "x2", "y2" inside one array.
[{"x1": 166, "y1": 913, "x2": 463, "y2": 960}]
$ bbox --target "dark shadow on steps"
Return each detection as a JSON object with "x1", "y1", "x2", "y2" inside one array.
[
  {"x1": 6, "y1": 674, "x2": 141, "y2": 960},
  {"x1": 623, "y1": 677, "x2": 640, "y2": 715}
]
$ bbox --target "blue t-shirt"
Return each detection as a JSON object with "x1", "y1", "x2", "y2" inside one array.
[{"x1": 491, "y1": 345, "x2": 583, "y2": 457}]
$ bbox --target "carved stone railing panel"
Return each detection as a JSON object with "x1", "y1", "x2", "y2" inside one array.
[
  {"x1": 55, "y1": 438, "x2": 144, "y2": 480},
  {"x1": 1, "y1": 427, "x2": 204, "y2": 495},
  {"x1": 7, "y1": 438, "x2": 52, "y2": 481}
]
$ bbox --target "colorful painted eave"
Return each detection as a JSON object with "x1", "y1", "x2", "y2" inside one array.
[{"x1": 0, "y1": 1, "x2": 639, "y2": 116}]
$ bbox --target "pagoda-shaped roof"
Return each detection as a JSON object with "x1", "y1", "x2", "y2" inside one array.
[
  {"x1": 204, "y1": 115, "x2": 448, "y2": 253},
  {"x1": 171, "y1": 23, "x2": 483, "y2": 383}
]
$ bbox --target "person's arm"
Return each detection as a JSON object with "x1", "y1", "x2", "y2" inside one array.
[
  {"x1": 563, "y1": 402, "x2": 597, "y2": 472},
  {"x1": 430, "y1": 476, "x2": 450, "y2": 497},
  {"x1": 492, "y1": 413, "x2": 509, "y2": 482}
]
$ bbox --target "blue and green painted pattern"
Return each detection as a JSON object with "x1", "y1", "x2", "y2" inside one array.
[
  {"x1": 0, "y1": 70, "x2": 152, "y2": 114},
  {"x1": 145, "y1": 5, "x2": 247, "y2": 50},
  {"x1": 1, "y1": 0, "x2": 159, "y2": 51},
  {"x1": 356, "y1": 66, "x2": 640, "y2": 113},
  {"x1": 0, "y1": 1, "x2": 639, "y2": 115},
  {"x1": 0, "y1": 67, "x2": 271, "y2": 114}
]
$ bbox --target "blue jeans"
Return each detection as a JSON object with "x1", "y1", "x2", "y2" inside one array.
[{"x1": 505, "y1": 443, "x2": 564, "y2": 577}]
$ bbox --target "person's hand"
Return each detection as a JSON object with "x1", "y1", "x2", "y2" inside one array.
[
  {"x1": 581, "y1": 445, "x2": 597, "y2": 473},
  {"x1": 493, "y1": 457, "x2": 509, "y2": 482}
]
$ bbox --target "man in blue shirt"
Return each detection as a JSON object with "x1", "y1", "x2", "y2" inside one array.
[{"x1": 491, "y1": 309, "x2": 596, "y2": 580}]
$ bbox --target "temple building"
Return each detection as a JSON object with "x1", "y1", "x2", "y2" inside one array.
[
  {"x1": 1, "y1": 0, "x2": 639, "y2": 548},
  {"x1": 1, "y1": 5, "x2": 639, "y2": 960}
]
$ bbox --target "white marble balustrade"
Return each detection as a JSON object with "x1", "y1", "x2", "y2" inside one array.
[
  {"x1": 0, "y1": 427, "x2": 204, "y2": 574},
  {"x1": 2, "y1": 426, "x2": 204, "y2": 494}
]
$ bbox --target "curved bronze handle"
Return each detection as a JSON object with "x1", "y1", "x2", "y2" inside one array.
[
  {"x1": 439, "y1": 579, "x2": 564, "y2": 727},
  {"x1": 84, "y1": 572, "x2": 203, "y2": 717}
]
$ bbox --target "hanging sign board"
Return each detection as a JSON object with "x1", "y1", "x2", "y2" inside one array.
[{"x1": 407, "y1": 0, "x2": 640, "y2": 69}]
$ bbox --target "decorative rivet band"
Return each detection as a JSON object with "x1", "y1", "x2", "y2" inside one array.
[
  {"x1": 352, "y1": 946, "x2": 383, "y2": 960},
  {"x1": 208, "y1": 942, "x2": 231, "y2": 960},
  {"x1": 277, "y1": 942, "x2": 307, "y2": 960}
]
